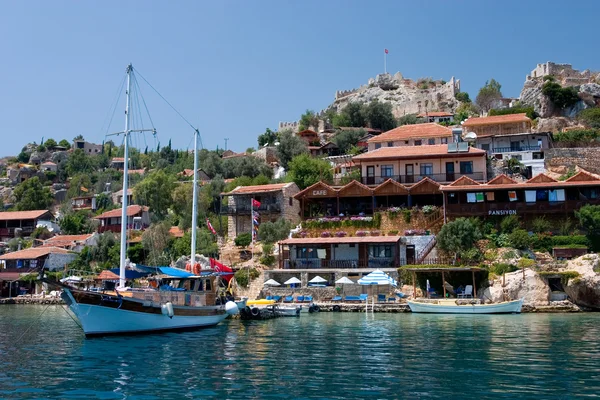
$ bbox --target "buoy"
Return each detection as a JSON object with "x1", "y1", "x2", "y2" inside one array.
[
  {"x1": 161, "y1": 302, "x2": 174, "y2": 318},
  {"x1": 192, "y1": 263, "x2": 201, "y2": 275},
  {"x1": 225, "y1": 301, "x2": 239, "y2": 315},
  {"x1": 185, "y1": 263, "x2": 192, "y2": 272}
]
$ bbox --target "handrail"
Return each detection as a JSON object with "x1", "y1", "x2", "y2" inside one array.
[{"x1": 416, "y1": 236, "x2": 437, "y2": 264}]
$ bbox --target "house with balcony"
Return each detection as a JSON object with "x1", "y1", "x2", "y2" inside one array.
[
  {"x1": 71, "y1": 195, "x2": 96, "y2": 211},
  {"x1": 221, "y1": 183, "x2": 300, "y2": 238},
  {"x1": 94, "y1": 205, "x2": 150, "y2": 233},
  {"x1": 353, "y1": 143, "x2": 487, "y2": 186},
  {"x1": 417, "y1": 112, "x2": 454, "y2": 124},
  {"x1": 277, "y1": 236, "x2": 406, "y2": 270},
  {"x1": 441, "y1": 170, "x2": 600, "y2": 221},
  {"x1": 112, "y1": 188, "x2": 134, "y2": 205},
  {"x1": 463, "y1": 113, "x2": 548, "y2": 176},
  {"x1": 367, "y1": 123, "x2": 453, "y2": 151},
  {"x1": 0, "y1": 210, "x2": 54, "y2": 241}
]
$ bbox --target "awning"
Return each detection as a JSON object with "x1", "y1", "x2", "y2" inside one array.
[
  {"x1": 357, "y1": 270, "x2": 397, "y2": 287},
  {"x1": 0, "y1": 272, "x2": 24, "y2": 281},
  {"x1": 158, "y1": 267, "x2": 194, "y2": 278}
]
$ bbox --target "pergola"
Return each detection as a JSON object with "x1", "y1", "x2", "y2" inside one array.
[{"x1": 403, "y1": 266, "x2": 484, "y2": 298}]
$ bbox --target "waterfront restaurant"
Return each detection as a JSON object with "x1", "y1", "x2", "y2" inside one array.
[
  {"x1": 277, "y1": 236, "x2": 406, "y2": 270},
  {"x1": 441, "y1": 171, "x2": 600, "y2": 220},
  {"x1": 295, "y1": 178, "x2": 443, "y2": 218}
]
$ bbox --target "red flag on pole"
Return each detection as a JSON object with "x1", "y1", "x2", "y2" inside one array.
[
  {"x1": 206, "y1": 218, "x2": 216, "y2": 235},
  {"x1": 384, "y1": 48, "x2": 389, "y2": 54},
  {"x1": 252, "y1": 199, "x2": 261, "y2": 208}
]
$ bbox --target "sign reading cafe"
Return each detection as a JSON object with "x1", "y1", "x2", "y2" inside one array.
[
  {"x1": 488, "y1": 210, "x2": 517, "y2": 216},
  {"x1": 312, "y1": 190, "x2": 328, "y2": 196}
]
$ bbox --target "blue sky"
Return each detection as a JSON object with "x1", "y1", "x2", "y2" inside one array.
[{"x1": 1, "y1": 0, "x2": 599, "y2": 156}]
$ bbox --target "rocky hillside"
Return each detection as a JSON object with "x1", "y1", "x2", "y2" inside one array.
[
  {"x1": 519, "y1": 62, "x2": 600, "y2": 131},
  {"x1": 329, "y1": 72, "x2": 461, "y2": 118}
]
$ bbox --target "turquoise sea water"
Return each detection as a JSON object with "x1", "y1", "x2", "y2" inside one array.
[{"x1": 0, "y1": 306, "x2": 599, "y2": 399}]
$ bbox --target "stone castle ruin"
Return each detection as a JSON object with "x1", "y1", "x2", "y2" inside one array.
[
  {"x1": 331, "y1": 72, "x2": 461, "y2": 118},
  {"x1": 526, "y1": 62, "x2": 600, "y2": 87}
]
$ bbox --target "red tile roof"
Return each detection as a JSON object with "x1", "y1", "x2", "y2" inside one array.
[
  {"x1": 279, "y1": 236, "x2": 403, "y2": 245},
  {"x1": 43, "y1": 234, "x2": 94, "y2": 247},
  {"x1": 417, "y1": 112, "x2": 453, "y2": 117},
  {"x1": 337, "y1": 127, "x2": 382, "y2": 134},
  {"x1": 0, "y1": 246, "x2": 70, "y2": 260},
  {"x1": 97, "y1": 270, "x2": 120, "y2": 280},
  {"x1": 0, "y1": 210, "x2": 52, "y2": 221},
  {"x1": 353, "y1": 144, "x2": 485, "y2": 161},
  {"x1": 223, "y1": 183, "x2": 294, "y2": 195},
  {"x1": 369, "y1": 123, "x2": 451, "y2": 143},
  {"x1": 462, "y1": 113, "x2": 531, "y2": 127},
  {"x1": 94, "y1": 205, "x2": 148, "y2": 219},
  {"x1": 169, "y1": 226, "x2": 185, "y2": 238}
]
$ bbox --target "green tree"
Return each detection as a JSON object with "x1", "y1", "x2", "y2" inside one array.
[
  {"x1": 257, "y1": 128, "x2": 278, "y2": 147},
  {"x1": 67, "y1": 174, "x2": 93, "y2": 198},
  {"x1": 258, "y1": 219, "x2": 292, "y2": 244},
  {"x1": 288, "y1": 153, "x2": 333, "y2": 189},
  {"x1": 13, "y1": 177, "x2": 53, "y2": 210},
  {"x1": 577, "y1": 107, "x2": 600, "y2": 129},
  {"x1": 341, "y1": 102, "x2": 367, "y2": 127},
  {"x1": 476, "y1": 79, "x2": 503, "y2": 112},
  {"x1": 332, "y1": 129, "x2": 364, "y2": 154},
  {"x1": 508, "y1": 229, "x2": 531, "y2": 250},
  {"x1": 397, "y1": 113, "x2": 420, "y2": 126},
  {"x1": 455, "y1": 92, "x2": 471, "y2": 103},
  {"x1": 437, "y1": 218, "x2": 482, "y2": 261},
  {"x1": 363, "y1": 100, "x2": 396, "y2": 131},
  {"x1": 298, "y1": 109, "x2": 320, "y2": 131},
  {"x1": 59, "y1": 211, "x2": 94, "y2": 234},
  {"x1": 17, "y1": 151, "x2": 29, "y2": 163},
  {"x1": 44, "y1": 138, "x2": 58, "y2": 149},
  {"x1": 58, "y1": 139, "x2": 71, "y2": 148},
  {"x1": 576, "y1": 205, "x2": 600, "y2": 234},
  {"x1": 500, "y1": 214, "x2": 521, "y2": 234},
  {"x1": 142, "y1": 222, "x2": 173, "y2": 265},
  {"x1": 276, "y1": 130, "x2": 308, "y2": 170},
  {"x1": 172, "y1": 229, "x2": 218, "y2": 258},
  {"x1": 222, "y1": 155, "x2": 273, "y2": 179},
  {"x1": 455, "y1": 102, "x2": 480, "y2": 123},
  {"x1": 66, "y1": 149, "x2": 94, "y2": 176},
  {"x1": 542, "y1": 79, "x2": 580, "y2": 109},
  {"x1": 234, "y1": 232, "x2": 252, "y2": 248},
  {"x1": 133, "y1": 170, "x2": 175, "y2": 219},
  {"x1": 171, "y1": 183, "x2": 194, "y2": 230}
]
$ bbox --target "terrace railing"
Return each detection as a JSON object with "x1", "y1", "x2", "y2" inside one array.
[{"x1": 358, "y1": 172, "x2": 485, "y2": 186}]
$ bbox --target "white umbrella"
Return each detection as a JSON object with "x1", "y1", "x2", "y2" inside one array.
[
  {"x1": 309, "y1": 276, "x2": 327, "y2": 284},
  {"x1": 357, "y1": 270, "x2": 398, "y2": 287},
  {"x1": 283, "y1": 277, "x2": 301, "y2": 285},
  {"x1": 264, "y1": 279, "x2": 281, "y2": 287},
  {"x1": 335, "y1": 277, "x2": 354, "y2": 285}
]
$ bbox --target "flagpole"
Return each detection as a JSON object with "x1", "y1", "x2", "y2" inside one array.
[
  {"x1": 384, "y1": 50, "x2": 387, "y2": 74},
  {"x1": 250, "y1": 197, "x2": 253, "y2": 282}
]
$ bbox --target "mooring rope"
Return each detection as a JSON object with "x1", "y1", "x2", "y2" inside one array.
[{"x1": 11, "y1": 303, "x2": 52, "y2": 345}]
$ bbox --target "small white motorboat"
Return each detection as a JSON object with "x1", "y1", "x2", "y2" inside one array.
[
  {"x1": 269, "y1": 305, "x2": 301, "y2": 317},
  {"x1": 407, "y1": 298, "x2": 524, "y2": 314}
]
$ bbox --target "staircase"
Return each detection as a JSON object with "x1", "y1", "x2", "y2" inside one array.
[
  {"x1": 235, "y1": 268, "x2": 264, "y2": 300},
  {"x1": 424, "y1": 207, "x2": 444, "y2": 231},
  {"x1": 415, "y1": 236, "x2": 437, "y2": 264}
]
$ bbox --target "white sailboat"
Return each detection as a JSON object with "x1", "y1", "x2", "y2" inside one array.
[
  {"x1": 407, "y1": 298, "x2": 524, "y2": 314},
  {"x1": 55, "y1": 64, "x2": 238, "y2": 336}
]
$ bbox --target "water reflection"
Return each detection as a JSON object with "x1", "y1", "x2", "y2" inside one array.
[{"x1": 1, "y1": 306, "x2": 600, "y2": 399}]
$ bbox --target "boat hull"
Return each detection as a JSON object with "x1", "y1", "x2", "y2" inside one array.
[
  {"x1": 63, "y1": 289, "x2": 229, "y2": 336},
  {"x1": 407, "y1": 298, "x2": 524, "y2": 314}
]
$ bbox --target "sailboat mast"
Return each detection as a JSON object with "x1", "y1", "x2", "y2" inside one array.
[
  {"x1": 119, "y1": 63, "x2": 133, "y2": 289},
  {"x1": 190, "y1": 129, "x2": 199, "y2": 267}
]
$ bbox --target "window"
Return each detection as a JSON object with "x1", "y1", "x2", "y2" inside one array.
[
  {"x1": 369, "y1": 245, "x2": 392, "y2": 258},
  {"x1": 386, "y1": 142, "x2": 393, "y2": 147},
  {"x1": 420, "y1": 163, "x2": 433, "y2": 176},
  {"x1": 441, "y1": 137, "x2": 448, "y2": 144},
  {"x1": 296, "y1": 247, "x2": 318, "y2": 258},
  {"x1": 405, "y1": 141, "x2": 409, "y2": 144},
  {"x1": 381, "y1": 165, "x2": 394, "y2": 177},
  {"x1": 481, "y1": 143, "x2": 490, "y2": 152},
  {"x1": 414, "y1": 140, "x2": 422, "y2": 146},
  {"x1": 533, "y1": 152, "x2": 544, "y2": 160},
  {"x1": 375, "y1": 143, "x2": 382, "y2": 149},
  {"x1": 459, "y1": 161, "x2": 473, "y2": 174},
  {"x1": 289, "y1": 197, "x2": 293, "y2": 206},
  {"x1": 428, "y1": 138, "x2": 436, "y2": 145}
]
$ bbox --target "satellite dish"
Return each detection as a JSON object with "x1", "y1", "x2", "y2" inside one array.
[{"x1": 464, "y1": 132, "x2": 478, "y2": 141}]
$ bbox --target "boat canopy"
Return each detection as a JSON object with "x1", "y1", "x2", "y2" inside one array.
[{"x1": 159, "y1": 267, "x2": 194, "y2": 278}]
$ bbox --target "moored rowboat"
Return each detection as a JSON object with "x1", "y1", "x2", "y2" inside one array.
[{"x1": 407, "y1": 298, "x2": 524, "y2": 314}]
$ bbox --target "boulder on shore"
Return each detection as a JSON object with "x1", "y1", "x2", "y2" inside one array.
[
  {"x1": 562, "y1": 254, "x2": 600, "y2": 310},
  {"x1": 482, "y1": 268, "x2": 551, "y2": 306}
]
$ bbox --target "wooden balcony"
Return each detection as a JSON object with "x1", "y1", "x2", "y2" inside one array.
[
  {"x1": 332, "y1": 172, "x2": 485, "y2": 186},
  {"x1": 446, "y1": 199, "x2": 600, "y2": 217},
  {"x1": 222, "y1": 203, "x2": 281, "y2": 215}
]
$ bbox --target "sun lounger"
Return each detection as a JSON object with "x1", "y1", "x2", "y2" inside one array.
[
  {"x1": 266, "y1": 296, "x2": 273, "y2": 300},
  {"x1": 377, "y1": 294, "x2": 386, "y2": 302},
  {"x1": 359, "y1": 294, "x2": 368, "y2": 302},
  {"x1": 332, "y1": 296, "x2": 342, "y2": 302},
  {"x1": 304, "y1": 296, "x2": 313, "y2": 302},
  {"x1": 273, "y1": 295, "x2": 282, "y2": 302},
  {"x1": 345, "y1": 294, "x2": 368, "y2": 302},
  {"x1": 283, "y1": 296, "x2": 293, "y2": 303},
  {"x1": 296, "y1": 295, "x2": 304, "y2": 302},
  {"x1": 387, "y1": 296, "x2": 396, "y2": 302}
]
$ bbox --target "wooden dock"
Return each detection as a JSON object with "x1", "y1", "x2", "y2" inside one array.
[{"x1": 316, "y1": 302, "x2": 410, "y2": 313}]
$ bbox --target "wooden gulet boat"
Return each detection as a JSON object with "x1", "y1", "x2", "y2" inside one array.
[{"x1": 49, "y1": 64, "x2": 238, "y2": 336}]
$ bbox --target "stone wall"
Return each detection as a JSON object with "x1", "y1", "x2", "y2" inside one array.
[
  {"x1": 545, "y1": 148, "x2": 600, "y2": 175},
  {"x1": 527, "y1": 62, "x2": 598, "y2": 85},
  {"x1": 278, "y1": 121, "x2": 299, "y2": 133}
]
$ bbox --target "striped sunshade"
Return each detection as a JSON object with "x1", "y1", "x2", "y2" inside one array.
[{"x1": 357, "y1": 270, "x2": 397, "y2": 287}]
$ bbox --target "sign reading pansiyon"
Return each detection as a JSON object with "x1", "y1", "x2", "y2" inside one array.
[{"x1": 488, "y1": 210, "x2": 517, "y2": 216}]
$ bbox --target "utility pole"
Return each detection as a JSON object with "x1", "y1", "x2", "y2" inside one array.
[{"x1": 224, "y1": 138, "x2": 229, "y2": 151}]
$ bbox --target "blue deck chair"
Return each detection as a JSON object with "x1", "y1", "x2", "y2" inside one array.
[
  {"x1": 359, "y1": 294, "x2": 368, "y2": 302},
  {"x1": 332, "y1": 296, "x2": 342, "y2": 302},
  {"x1": 304, "y1": 295, "x2": 313, "y2": 303},
  {"x1": 377, "y1": 294, "x2": 386, "y2": 303},
  {"x1": 283, "y1": 296, "x2": 293, "y2": 303},
  {"x1": 344, "y1": 295, "x2": 360, "y2": 302},
  {"x1": 266, "y1": 295, "x2": 273, "y2": 300},
  {"x1": 296, "y1": 295, "x2": 305, "y2": 302}
]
